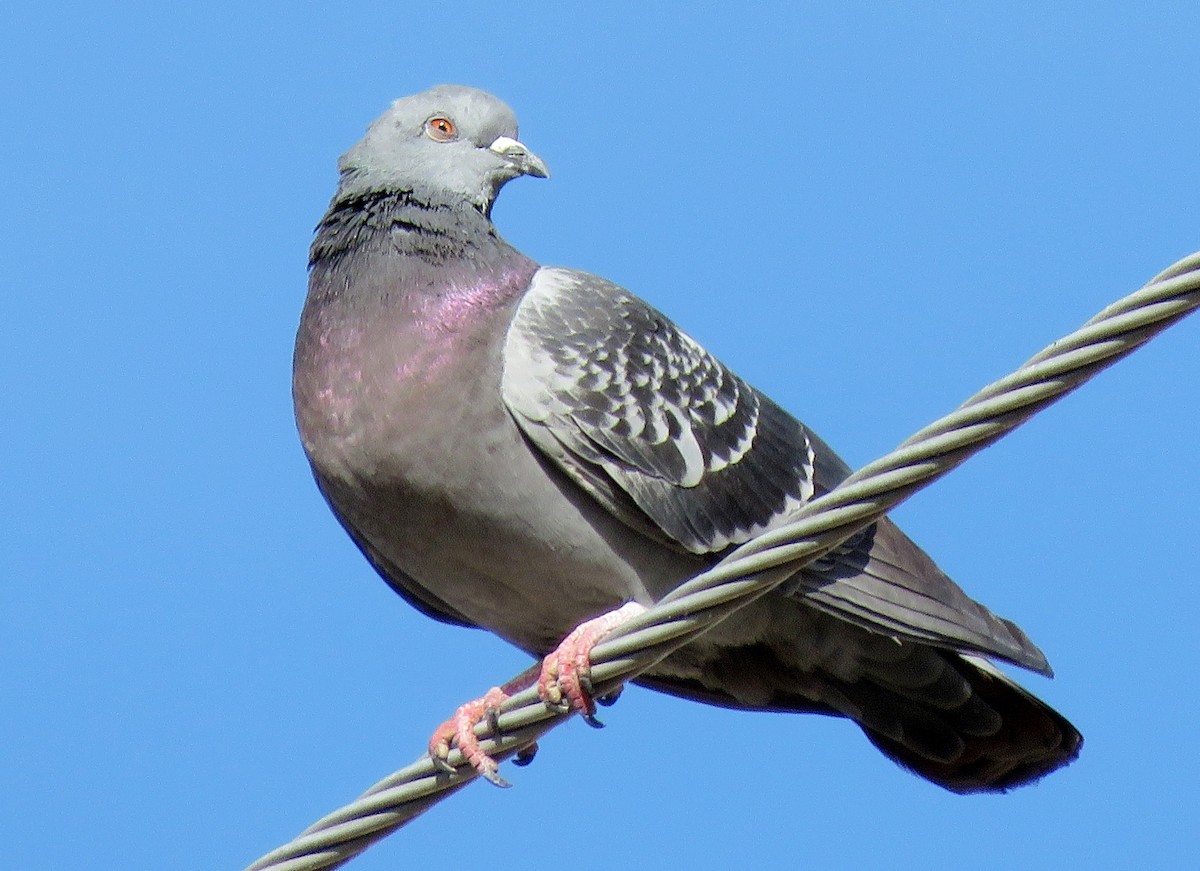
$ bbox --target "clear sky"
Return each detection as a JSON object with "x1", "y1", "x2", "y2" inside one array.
[{"x1": 3, "y1": 4, "x2": 1199, "y2": 870}]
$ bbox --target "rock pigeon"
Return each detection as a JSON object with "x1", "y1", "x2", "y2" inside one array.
[{"x1": 293, "y1": 84, "x2": 1081, "y2": 793}]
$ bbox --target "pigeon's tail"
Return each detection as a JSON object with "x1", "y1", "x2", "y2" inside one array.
[
  {"x1": 641, "y1": 634, "x2": 1081, "y2": 793},
  {"x1": 640, "y1": 621, "x2": 1081, "y2": 794},
  {"x1": 849, "y1": 652, "x2": 1082, "y2": 794}
]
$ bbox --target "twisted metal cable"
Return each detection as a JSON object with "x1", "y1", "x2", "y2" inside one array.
[{"x1": 246, "y1": 251, "x2": 1200, "y2": 871}]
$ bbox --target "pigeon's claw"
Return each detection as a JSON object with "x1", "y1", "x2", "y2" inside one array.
[
  {"x1": 428, "y1": 686, "x2": 514, "y2": 787},
  {"x1": 513, "y1": 743, "x2": 538, "y2": 767},
  {"x1": 427, "y1": 663, "x2": 542, "y2": 787},
  {"x1": 426, "y1": 605, "x2": 643, "y2": 787},
  {"x1": 596, "y1": 686, "x2": 624, "y2": 707},
  {"x1": 537, "y1": 602, "x2": 646, "y2": 726}
]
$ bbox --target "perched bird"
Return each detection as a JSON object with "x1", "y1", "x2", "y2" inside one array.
[{"x1": 293, "y1": 85, "x2": 1081, "y2": 792}]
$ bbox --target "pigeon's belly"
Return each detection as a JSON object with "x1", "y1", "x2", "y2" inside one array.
[{"x1": 296, "y1": 313, "x2": 702, "y2": 653}]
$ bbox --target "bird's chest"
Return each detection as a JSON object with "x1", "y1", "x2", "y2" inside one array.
[{"x1": 293, "y1": 298, "x2": 516, "y2": 495}]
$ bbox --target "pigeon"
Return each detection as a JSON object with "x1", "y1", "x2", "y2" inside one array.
[{"x1": 293, "y1": 85, "x2": 1081, "y2": 793}]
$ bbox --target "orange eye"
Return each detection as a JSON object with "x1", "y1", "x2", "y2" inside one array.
[{"x1": 425, "y1": 116, "x2": 458, "y2": 142}]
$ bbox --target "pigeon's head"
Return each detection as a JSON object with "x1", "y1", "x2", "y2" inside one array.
[{"x1": 335, "y1": 85, "x2": 549, "y2": 214}]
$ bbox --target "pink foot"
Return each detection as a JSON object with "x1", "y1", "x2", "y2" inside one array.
[
  {"x1": 428, "y1": 666, "x2": 539, "y2": 788},
  {"x1": 538, "y1": 602, "x2": 646, "y2": 727},
  {"x1": 428, "y1": 602, "x2": 646, "y2": 787}
]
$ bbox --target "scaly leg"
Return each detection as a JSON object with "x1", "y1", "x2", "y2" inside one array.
[
  {"x1": 538, "y1": 602, "x2": 646, "y2": 726},
  {"x1": 428, "y1": 602, "x2": 647, "y2": 785}
]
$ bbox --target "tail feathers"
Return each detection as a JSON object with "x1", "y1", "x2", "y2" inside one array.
[
  {"x1": 641, "y1": 635, "x2": 1081, "y2": 794},
  {"x1": 853, "y1": 653, "x2": 1082, "y2": 794}
]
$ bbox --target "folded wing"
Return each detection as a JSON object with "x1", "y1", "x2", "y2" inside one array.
[{"x1": 503, "y1": 266, "x2": 1049, "y2": 673}]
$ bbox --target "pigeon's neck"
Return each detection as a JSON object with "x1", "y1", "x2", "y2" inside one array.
[
  {"x1": 310, "y1": 188, "x2": 506, "y2": 268},
  {"x1": 304, "y1": 188, "x2": 538, "y2": 331}
]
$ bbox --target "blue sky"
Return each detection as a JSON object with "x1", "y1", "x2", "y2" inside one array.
[{"x1": 3, "y1": 4, "x2": 1199, "y2": 869}]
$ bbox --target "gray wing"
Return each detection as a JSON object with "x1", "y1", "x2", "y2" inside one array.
[
  {"x1": 502, "y1": 267, "x2": 1050, "y2": 673},
  {"x1": 503, "y1": 267, "x2": 816, "y2": 553},
  {"x1": 797, "y1": 430, "x2": 1052, "y2": 674}
]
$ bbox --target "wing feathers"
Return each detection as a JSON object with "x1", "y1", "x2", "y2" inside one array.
[
  {"x1": 503, "y1": 267, "x2": 814, "y2": 553},
  {"x1": 502, "y1": 266, "x2": 1052, "y2": 674},
  {"x1": 795, "y1": 518, "x2": 1052, "y2": 674}
]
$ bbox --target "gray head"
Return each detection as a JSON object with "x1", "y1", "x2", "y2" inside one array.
[{"x1": 335, "y1": 85, "x2": 549, "y2": 213}]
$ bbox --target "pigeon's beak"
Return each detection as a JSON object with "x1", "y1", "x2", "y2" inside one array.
[{"x1": 488, "y1": 136, "x2": 551, "y2": 179}]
